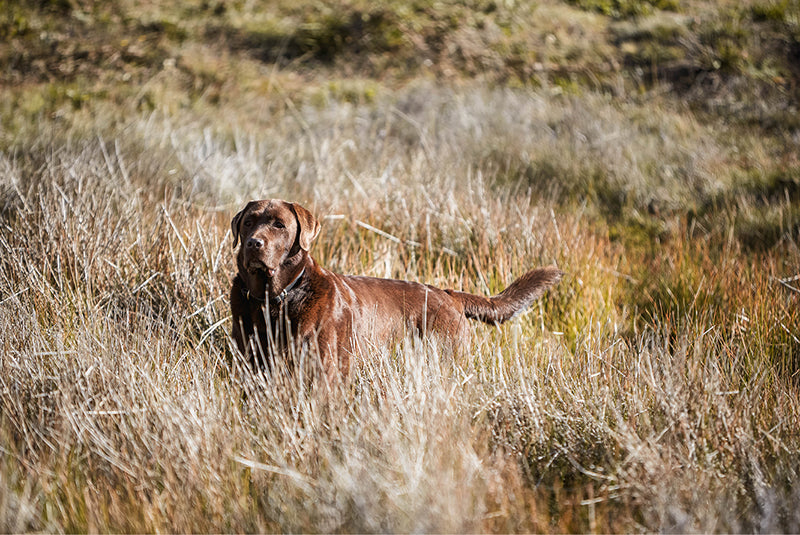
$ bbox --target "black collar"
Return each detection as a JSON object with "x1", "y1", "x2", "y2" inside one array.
[{"x1": 242, "y1": 268, "x2": 306, "y2": 306}]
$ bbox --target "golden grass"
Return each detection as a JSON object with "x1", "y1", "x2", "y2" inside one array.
[{"x1": 1, "y1": 81, "x2": 798, "y2": 532}]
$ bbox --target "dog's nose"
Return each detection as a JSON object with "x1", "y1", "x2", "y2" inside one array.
[{"x1": 246, "y1": 237, "x2": 264, "y2": 249}]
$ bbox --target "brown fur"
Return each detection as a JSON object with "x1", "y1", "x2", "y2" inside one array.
[{"x1": 230, "y1": 199, "x2": 563, "y2": 376}]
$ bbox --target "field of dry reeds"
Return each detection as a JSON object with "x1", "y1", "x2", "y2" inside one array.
[{"x1": 2, "y1": 0, "x2": 799, "y2": 532}]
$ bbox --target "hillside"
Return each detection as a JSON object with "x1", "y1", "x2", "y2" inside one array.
[
  {"x1": 1, "y1": 0, "x2": 799, "y2": 532},
  {"x1": 3, "y1": 0, "x2": 799, "y2": 126},
  {"x1": 3, "y1": 0, "x2": 799, "y2": 236}
]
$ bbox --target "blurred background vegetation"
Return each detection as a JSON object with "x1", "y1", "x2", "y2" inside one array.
[
  {"x1": 3, "y1": 0, "x2": 799, "y2": 111},
  {"x1": 2, "y1": 0, "x2": 799, "y2": 241},
  {"x1": 2, "y1": 0, "x2": 798, "y2": 123}
]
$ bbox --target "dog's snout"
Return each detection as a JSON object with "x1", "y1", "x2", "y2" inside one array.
[{"x1": 246, "y1": 237, "x2": 264, "y2": 249}]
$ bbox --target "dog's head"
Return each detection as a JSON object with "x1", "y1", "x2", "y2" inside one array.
[{"x1": 231, "y1": 199, "x2": 320, "y2": 296}]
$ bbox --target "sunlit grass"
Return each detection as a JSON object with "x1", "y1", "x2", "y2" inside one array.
[{"x1": 1, "y1": 80, "x2": 798, "y2": 532}]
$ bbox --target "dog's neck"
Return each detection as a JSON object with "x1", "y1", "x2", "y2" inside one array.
[{"x1": 240, "y1": 254, "x2": 310, "y2": 310}]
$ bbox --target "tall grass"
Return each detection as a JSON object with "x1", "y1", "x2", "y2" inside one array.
[{"x1": 1, "y1": 84, "x2": 799, "y2": 532}]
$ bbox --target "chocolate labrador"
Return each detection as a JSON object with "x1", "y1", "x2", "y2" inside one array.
[{"x1": 230, "y1": 199, "x2": 562, "y2": 375}]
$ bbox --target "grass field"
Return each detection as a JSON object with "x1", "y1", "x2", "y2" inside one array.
[{"x1": 1, "y1": 0, "x2": 799, "y2": 532}]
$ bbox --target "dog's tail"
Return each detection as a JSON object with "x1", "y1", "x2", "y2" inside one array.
[{"x1": 448, "y1": 266, "x2": 563, "y2": 325}]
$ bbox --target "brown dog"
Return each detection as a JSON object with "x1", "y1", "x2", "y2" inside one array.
[{"x1": 230, "y1": 199, "x2": 562, "y2": 375}]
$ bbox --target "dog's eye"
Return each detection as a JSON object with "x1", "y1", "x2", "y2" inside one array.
[
  {"x1": 274, "y1": 221, "x2": 285, "y2": 229},
  {"x1": 243, "y1": 219, "x2": 252, "y2": 227}
]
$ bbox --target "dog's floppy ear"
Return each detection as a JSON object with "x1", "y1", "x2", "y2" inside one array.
[
  {"x1": 290, "y1": 202, "x2": 321, "y2": 251},
  {"x1": 231, "y1": 201, "x2": 255, "y2": 249}
]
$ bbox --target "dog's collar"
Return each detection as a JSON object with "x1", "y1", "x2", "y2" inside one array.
[
  {"x1": 242, "y1": 268, "x2": 306, "y2": 306},
  {"x1": 273, "y1": 268, "x2": 306, "y2": 304}
]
